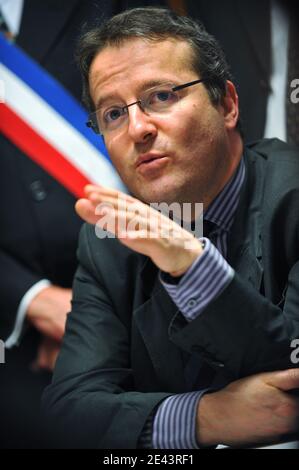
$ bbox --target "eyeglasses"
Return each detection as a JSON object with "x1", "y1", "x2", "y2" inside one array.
[{"x1": 86, "y1": 78, "x2": 206, "y2": 135}]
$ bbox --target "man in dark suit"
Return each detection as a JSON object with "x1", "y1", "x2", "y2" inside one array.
[
  {"x1": 43, "y1": 8, "x2": 299, "y2": 448},
  {"x1": 0, "y1": 0, "x2": 118, "y2": 448}
]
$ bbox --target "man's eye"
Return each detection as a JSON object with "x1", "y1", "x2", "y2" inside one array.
[
  {"x1": 104, "y1": 108, "x2": 123, "y2": 123},
  {"x1": 152, "y1": 90, "x2": 176, "y2": 103}
]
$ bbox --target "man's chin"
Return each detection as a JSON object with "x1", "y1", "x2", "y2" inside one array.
[{"x1": 129, "y1": 178, "x2": 184, "y2": 205}]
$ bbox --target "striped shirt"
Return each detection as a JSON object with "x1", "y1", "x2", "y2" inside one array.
[{"x1": 148, "y1": 158, "x2": 246, "y2": 449}]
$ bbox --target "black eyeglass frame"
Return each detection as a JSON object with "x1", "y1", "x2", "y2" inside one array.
[{"x1": 86, "y1": 78, "x2": 206, "y2": 135}]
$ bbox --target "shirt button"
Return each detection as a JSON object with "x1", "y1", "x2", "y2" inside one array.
[
  {"x1": 30, "y1": 180, "x2": 47, "y2": 202},
  {"x1": 187, "y1": 298, "x2": 198, "y2": 308},
  {"x1": 214, "y1": 362, "x2": 225, "y2": 368},
  {"x1": 206, "y1": 357, "x2": 225, "y2": 369}
]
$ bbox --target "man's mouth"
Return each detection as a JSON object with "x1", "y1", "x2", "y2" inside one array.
[{"x1": 135, "y1": 153, "x2": 167, "y2": 168}]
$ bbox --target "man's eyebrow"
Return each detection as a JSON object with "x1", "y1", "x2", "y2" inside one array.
[
  {"x1": 138, "y1": 79, "x2": 175, "y2": 92},
  {"x1": 94, "y1": 80, "x2": 176, "y2": 109}
]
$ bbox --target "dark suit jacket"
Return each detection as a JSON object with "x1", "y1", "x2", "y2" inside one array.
[
  {"x1": 186, "y1": 0, "x2": 299, "y2": 142},
  {"x1": 0, "y1": 0, "x2": 115, "y2": 362},
  {"x1": 185, "y1": 0, "x2": 272, "y2": 142},
  {"x1": 43, "y1": 139, "x2": 299, "y2": 448}
]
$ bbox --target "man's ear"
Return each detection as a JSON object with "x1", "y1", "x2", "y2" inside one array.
[{"x1": 221, "y1": 80, "x2": 239, "y2": 131}]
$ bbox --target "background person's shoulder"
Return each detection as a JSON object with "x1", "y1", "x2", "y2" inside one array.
[{"x1": 246, "y1": 138, "x2": 299, "y2": 163}]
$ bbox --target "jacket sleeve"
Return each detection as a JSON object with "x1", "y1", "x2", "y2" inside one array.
[
  {"x1": 42, "y1": 224, "x2": 170, "y2": 449},
  {"x1": 168, "y1": 172, "x2": 299, "y2": 380},
  {"x1": 0, "y1": 248, "x2": 44, "y2": 341},
  {"x1": 169, "y1": 263, "x2": 299, "y2": 380}
]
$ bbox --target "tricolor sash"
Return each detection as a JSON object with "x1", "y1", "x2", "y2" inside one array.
[{"x1": 0, "y1": 33, "x2": 125, "y2": 197}]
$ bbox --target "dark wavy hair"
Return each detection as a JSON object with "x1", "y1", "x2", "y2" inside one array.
[{"x1": 76, "y1": 7, "x2": 242, "y2": 133}]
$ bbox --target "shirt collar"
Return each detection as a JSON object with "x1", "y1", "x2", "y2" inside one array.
[{"x1": 204, "y1": 157, "x2": 245, "y2": 232}]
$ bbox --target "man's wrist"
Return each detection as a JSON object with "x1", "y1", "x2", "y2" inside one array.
[
  {"x1": 196, "y1": 391, "x2": 220, "y2": 447},
  {"x1": 26, "y1": 284, "x2": 53, "y2": 322},
  {"x1": 169, "y1": 240, "x2": 204, "y2": 278}
]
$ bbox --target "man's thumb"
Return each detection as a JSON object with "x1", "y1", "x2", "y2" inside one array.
[
  {"x1": 266, "y1": 369, "x2": 299, "y2": 391},
  {"x1": 75, "y1": 199, "x2": 98, "y2": 225}
]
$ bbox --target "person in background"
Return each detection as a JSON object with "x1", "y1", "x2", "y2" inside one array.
[
  {"x1": 0, "y1": 0, "x2": 121, "y2": 448},
  {"x1": 127, "y1": 0, "x2": 299, "y2": 144},
  {"x1": 175, "y1": 0, "x2": 299, "y2": 145}
]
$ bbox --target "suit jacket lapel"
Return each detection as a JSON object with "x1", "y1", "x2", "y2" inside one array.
[
  {"x1": 18, "y1": 0, "x2": 80, "y2": 62},
  {"x1": 227, "y1": 147, "x2": 265, "y2": 291},
  {"x1": 134, "y1": 258, "x2": 187, "y2": 392}
]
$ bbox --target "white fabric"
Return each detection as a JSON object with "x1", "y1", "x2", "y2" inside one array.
[
  {"x1": 0, "y1": 0, "x2": 23, "y2": 36},
  {"x1": 264, "y1": 0, "x2": 289, "y2": 141},
  {"x1": 5, "y1": 279, "x2": 51, "y2": 348}
]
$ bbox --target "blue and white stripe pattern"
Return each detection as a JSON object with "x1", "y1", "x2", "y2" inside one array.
[
  {"x1": 152, "y1": 392, "x2": 205, "y2": 449},
  {"x1": 152, "y1": 158, "x2": 245, "y2": 449},
  {"x1": 161, "y1": 238, "x2": 234, "y2": 321}
]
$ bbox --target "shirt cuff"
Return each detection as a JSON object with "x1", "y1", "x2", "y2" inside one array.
[
  {"x1": 5, "y1": 279, "x2": 52, "y2": 349},
  {"x1": 160, "y1": 238, "x2": 234, "y2": 321},
  {"x1": 152, "y1": 391, "x2": 207, "y2": 449}
]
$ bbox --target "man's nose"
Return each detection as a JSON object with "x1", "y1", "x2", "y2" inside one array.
[{"x1": 127, "y1": 103, "x2": 157, "y2": 143}]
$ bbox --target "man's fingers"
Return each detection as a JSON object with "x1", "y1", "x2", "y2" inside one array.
[
  {"x1": 84, "y1": 184, "x2": 103, "y2": 194},
  {"x1": 90, "y1": 193, "x2": 139, "y2": 214},
  {"x1": 266, "y1": 369, "x2": 299, "y2": 391},
  {"x1": 84, "y1": 184, "x2": 135, "y2": 204},
  {"x1": 75, "y1": 198, "x2": 99, "y2": 224},
  {"x1": 118, "y1": 230, "x2": 152, "y2": 255},
  {"x1": 83, "y1": 185, "x2": 191, "y2": 234}
]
